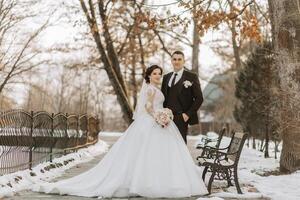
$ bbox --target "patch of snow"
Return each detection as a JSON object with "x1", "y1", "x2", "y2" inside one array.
[
  {"x1": 206, "y1": 132, "x2": 219, "y2": 138},
  {"x1": 197, "y1": 197, "x2": 224, "y2": 200},
  {"x1": 0, "y1": 137, "x2": 108, "y2": 198},
  {"x1": 212, "y1": 191, "x2": 267, "y2": 199}
]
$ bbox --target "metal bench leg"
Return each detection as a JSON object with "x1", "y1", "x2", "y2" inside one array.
[
  {"x1": 202, "y1": 166, "x2": 208, "y2": 181},
  {"x1": 225, "y1": 169, "x2": 233, "y2": 187},
  {"x1": 207, "y1": 170, "x2": 216, "y2": 194},
  {"x1": 234, "y1": 168, "x2": 242, "y2": 194}
]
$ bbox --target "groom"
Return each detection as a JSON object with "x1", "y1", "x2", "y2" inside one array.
[{"x1": 161, "y1": 51, "x2": 203, "y2": 144}]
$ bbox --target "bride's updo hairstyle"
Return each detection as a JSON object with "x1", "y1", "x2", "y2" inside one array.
[{"x1": 144, "y1": 65, "x2": 163, "y2": 83}]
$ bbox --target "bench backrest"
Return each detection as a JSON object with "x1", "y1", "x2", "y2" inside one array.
[
  {"x1": 227, "y1": 132, "x2": 248, "y2": 164},
  {"x1": 215, "y1": 127, "x2": 226, "y2": 149}
]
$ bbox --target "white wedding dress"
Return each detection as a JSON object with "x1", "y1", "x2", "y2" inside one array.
[{"x1": 31, "y1": 83, "x2": 208, "y2": 198}]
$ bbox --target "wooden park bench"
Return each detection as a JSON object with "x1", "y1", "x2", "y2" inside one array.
[{"x1": 197, "y1": 132, "x2": 248, "y2": 194}]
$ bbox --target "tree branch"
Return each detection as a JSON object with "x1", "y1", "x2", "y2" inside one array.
[{"x1": 153, "y1": 29, "x2": 172, "y2": 57}]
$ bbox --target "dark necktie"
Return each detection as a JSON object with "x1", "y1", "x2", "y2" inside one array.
[{"x1": 171, "y1": 73, "x2": 178, "y2": 87}]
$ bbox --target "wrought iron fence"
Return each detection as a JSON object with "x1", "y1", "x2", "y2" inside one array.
[{"x1": 0, "y1": 110, "x2": 100, "y2": 175}]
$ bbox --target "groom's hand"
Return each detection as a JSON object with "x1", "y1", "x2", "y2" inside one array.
[{"x1": 182, "y1": 113, "x2": 189, "y2": 122}]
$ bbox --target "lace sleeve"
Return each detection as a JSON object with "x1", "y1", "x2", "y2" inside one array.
[{"x1": 145, "y1": 88, "x2": 156, "y2": 117}]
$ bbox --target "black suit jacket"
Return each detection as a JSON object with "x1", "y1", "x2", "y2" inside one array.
[{"x1": 161, "y1": 70, "x2": 203, "y2": 125}]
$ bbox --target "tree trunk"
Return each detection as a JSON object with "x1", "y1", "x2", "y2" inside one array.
[
  {"x1": 192, "y1": 2, "x2": 200, "y2": 75},
  {"x1": 267, "y1": 0, "x2": 276, "y2": 43},
  {"x1": 269, "y1": 0, "x2": 300, "y2": 172},
  {"x1": 97, "y1": 0, "x2": 127, "y2": 95},
  {"x1": 246, "y1": 138, "x2": 249, "y2": 147},
  {"x1": 85, "y1": 71, "x2": 92, "y2": 113},
  {"x1": 192, "y1": 1, "x2": 201, "y2": 131},
  {"x1": 130, "y1": 35, "x2": 138, "y2": 108},
  {"x1": 227, "y1": 0, "x2": 242, "y2": 70},
  {"x1": 264, "y1": 123, "x2": 270, "y2": 158},
  {"x1": 58, "y1": 68, "x2": 67, "y2": 113},
  {"x1": 192, "y1": 27, "x2": 200, "y2": 75},
  {"x1": 260, "y1": 139, "x2": 264, "y2": 152},
  {"x1": 274, "y1": 140, "x2": 278, "y2": 159},
  {"x1": 252, "y1": 136, "x2": 256, "y2": 149},
  {"x1": 230, "y1": 20, "x2": 242, "y2": 70}
]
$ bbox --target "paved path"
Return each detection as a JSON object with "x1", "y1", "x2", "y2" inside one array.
[{"x1": 5, "y1": 135, "x2": 268, "y2": 200}]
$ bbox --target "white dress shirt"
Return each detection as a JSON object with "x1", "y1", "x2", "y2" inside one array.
[{"x1": 168, "y1": 68, "x2": 184, "y2": 87}]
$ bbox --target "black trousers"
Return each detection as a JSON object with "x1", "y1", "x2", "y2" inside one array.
[{"x1": 173, "y1": 114, "x2": 188, "y2": 144}]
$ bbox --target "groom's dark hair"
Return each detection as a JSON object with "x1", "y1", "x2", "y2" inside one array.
[{"x1": 172, "y1": 50, "x2": 185, "y2": 58}]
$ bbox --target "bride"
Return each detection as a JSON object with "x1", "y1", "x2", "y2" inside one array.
[{"x1": 32, "y1": 65, "x2": 208, "y2": 198}]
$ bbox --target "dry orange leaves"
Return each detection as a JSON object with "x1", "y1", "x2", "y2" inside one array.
[{"x1": 135, "y1": 1, "x2": 262, "y2": 43}]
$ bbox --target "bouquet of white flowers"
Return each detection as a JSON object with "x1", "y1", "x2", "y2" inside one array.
[{"x1": 153, "y1": 108, "x2": 174, "y2": 128}]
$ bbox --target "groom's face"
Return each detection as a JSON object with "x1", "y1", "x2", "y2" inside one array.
[{"x1": 171, "y1": 54, "x2": 184, "y2": 72}]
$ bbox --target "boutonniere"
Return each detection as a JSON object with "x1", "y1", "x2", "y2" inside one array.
[{"x1": 183, "y1": 80, "x2": 193, "y2": 88}]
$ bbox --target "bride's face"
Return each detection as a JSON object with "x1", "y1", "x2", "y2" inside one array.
[{"x1": 150, "y1": 68, "x2": 162, "y2": 85}]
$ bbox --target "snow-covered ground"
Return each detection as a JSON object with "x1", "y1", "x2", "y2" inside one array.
[
  {"x1": 190, "y1": 134, "x2": 300, "y2": 200},
  {"x1": 0, "y1": 138, "x2": 109, "y2": 198},
  {"x1": 1, "y1": 132, "x2": 299, "y2": 200}
]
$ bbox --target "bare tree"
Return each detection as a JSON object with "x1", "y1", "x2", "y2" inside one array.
[{"x1": 0, "y1": 0, "x2": 50, "y2": 95}]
